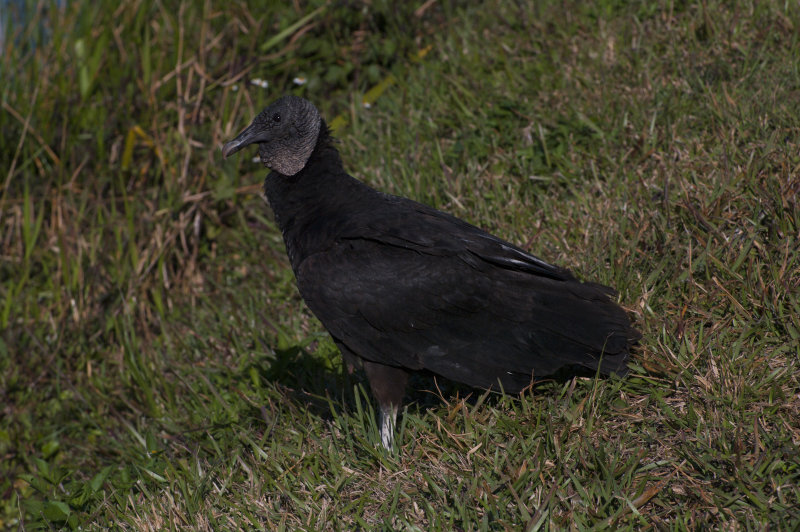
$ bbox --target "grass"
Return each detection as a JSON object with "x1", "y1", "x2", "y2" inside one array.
[{"x1": 1, "y1": 0, "x2": 799, "y2": 528}]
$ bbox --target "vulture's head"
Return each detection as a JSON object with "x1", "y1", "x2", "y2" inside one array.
[{"x1": 222, "y1": 95, "x2": 322, "y2": 176}]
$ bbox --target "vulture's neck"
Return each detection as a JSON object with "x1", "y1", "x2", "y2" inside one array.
[{"x1": 262, "y1": 122, "x2": 375, "y2": 268}]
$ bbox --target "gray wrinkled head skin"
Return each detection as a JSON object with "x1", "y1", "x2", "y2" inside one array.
[{"x1": 222, "y1": 95, "x2": 322, "y2": 176}]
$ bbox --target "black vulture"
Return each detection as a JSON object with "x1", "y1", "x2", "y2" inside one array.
[{"x1": 223, "y1": 95, "x2": 639, "y2": 449}]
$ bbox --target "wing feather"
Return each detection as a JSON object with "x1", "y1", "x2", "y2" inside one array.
[{"x1": 297, "y1": 224, "x2": 631, "y2": 392}]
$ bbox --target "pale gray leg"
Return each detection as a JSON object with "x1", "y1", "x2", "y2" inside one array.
[
  {"x1": 361, "y1": 360, "x2": 408, "y2": 451},
  {"x1": 379, "y1": 403, "x2": 398, "y2": 451}
]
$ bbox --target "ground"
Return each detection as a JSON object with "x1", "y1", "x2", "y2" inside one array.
[{"x1": 1, "y1": 0, "x2": 799, "y2": 529}]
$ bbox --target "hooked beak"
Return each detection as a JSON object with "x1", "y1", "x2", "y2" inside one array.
[{"x1": 222, "y1": 120, "x2": 271, "y2": 159}]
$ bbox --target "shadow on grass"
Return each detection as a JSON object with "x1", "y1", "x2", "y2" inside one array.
[{"x1": 252, "y1": 340, "x2": 637, "y2": 438}]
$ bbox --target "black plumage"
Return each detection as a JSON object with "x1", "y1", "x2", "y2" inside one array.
[{"x1": 223, "y1": 95, "x2": 639, "y2": 449}]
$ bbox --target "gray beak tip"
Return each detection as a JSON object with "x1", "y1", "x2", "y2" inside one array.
[{"x1": 221, "y1": 141, "x2": 239, "y2": 159}]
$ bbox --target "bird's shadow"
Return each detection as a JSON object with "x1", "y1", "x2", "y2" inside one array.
[{"x1": 250, "y1": 341, "x2": 615, "y2": 434}]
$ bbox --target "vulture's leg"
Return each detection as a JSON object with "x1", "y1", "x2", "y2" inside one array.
[{"x1": 362, "y1": 360, "x2": 409, "y2": 450}]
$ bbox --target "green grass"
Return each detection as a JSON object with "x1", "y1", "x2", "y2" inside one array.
[{"x1": 2, "y1": 0, "x2": 799, "y2": 528}]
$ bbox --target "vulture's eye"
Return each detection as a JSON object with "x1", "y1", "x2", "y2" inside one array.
[{"x1": 272, "y1": 113, "x2": 281, "y2": 123}]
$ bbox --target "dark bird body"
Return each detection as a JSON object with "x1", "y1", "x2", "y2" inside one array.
[{"x1": 223, "y1": 96, "x2": 639, "y2": 448}]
